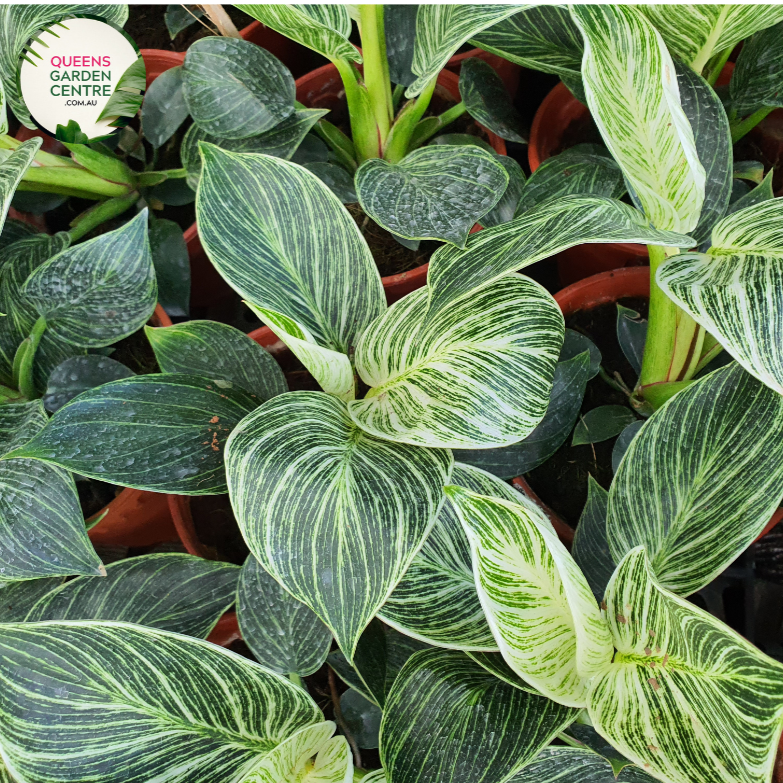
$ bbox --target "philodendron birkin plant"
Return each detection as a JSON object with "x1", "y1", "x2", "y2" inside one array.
[{"x1": 1, "y1": 6, "x2": 783, "y2": 783}]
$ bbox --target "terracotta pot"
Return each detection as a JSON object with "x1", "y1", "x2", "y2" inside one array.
[
  {"x1": 551, "y1": 266, "x2": 783, "y2": 543},
  {"x1": 140, "y1": 49, "x2": 184, "y2": 88},
  {"x1": 86, "y1": 305, "x2": 181, "y2": 548},
  {"x1": 239, "y1": 21, "x2": 312, "y2": 79},
  {"x1": 447, "y1": 48, "x2": 521, "y2": 97},
  {"x1": 186, "y1": 64, "x2": 507, "y2": 307},
  {"x1": 207, "y1": 611, "x2": 241, "y2": 646},
  {"x1": 529, "y1": 65, "x2": 734, "y2": 287}
]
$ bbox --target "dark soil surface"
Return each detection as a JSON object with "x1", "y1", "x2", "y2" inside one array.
[
  {"x1": 526, "y1": 297, "x2": 647, "y2": 525},
  {"x1": 111, "y1": 327, "x2": 160, "y2": 375},
  {"x1": 78, "y1": 478, "x2": 121, "y2": 518},
  {"x1": 189, "y1": 494, "x2": 249, "y2": 565}
]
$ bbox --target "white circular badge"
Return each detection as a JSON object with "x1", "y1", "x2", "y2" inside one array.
[{"x1": 19, "y1": 16, "x2": 143, "y2": 140}]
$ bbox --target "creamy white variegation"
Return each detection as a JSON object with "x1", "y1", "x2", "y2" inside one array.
[{"x1": 446, "y1": 487, "x2": 613, "y2": 708}]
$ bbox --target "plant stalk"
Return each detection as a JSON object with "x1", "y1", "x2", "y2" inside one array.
[
  {"x1": 640, "y1": 244, "x2": 704, "y2": 409},
  {"x1": 332, "y1": 58, "x2": 381, "y2": 161},
  {"x1": 704, "y1": 45, "x2": 732, "y2": 86},
  {"x1": 408, "y1": 100, "x2": 467, "y2": 150},
  {"x1": 731, "y1": 106, "x2": 774, "y2": 144},
  {"x1": 199, "y1": 4, "x2": 241, "y2": 37},
  {"x1": 14, "y1": 317, "x2": 47, "y2": 400},
  {"x1": 358, "y1": 4, "x2": 393, "y2": 144},
  {"x1": 383, "y1": 76, "x2": 438, "y2": 163},
  {"x1": 68, "y1": 192, "x2": 139, "y2": 242}
]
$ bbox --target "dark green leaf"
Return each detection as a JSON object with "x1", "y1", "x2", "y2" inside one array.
[
  {"x1": 43, "y1": 355, "x2": 134, "y2": 413},
  {"x1": 290, "y1": 133, "x2": 330, "y2": 164},
  {"x1": 734, "y1": 160, "x2": 765, "y2": 184},
  {"x1": 142, "y1": 65, "x2": 189, "y2": 149},
  {"x1": 149, "y1": 177, "x2": 196, "y2": 206},
  {"x1": 572, "y1": 406, "x2": 637, "y2": 446},
  {"x1": 611, "y1": 420, "x2": 644, "y2": 474},
  {"x1": 8, "y1": 374, "x2": 261, "y2": 494},
  {"x1": 0, "y1": 219, "x2": 37, "y2": 250},
  {"x1": 731, "y1": 21, "x2": 783, "y2": 116},
  {"x1": 0, "y1": 577, "x2": 63, "y2": 622},
  {"x1": 561, "y1": 328, "x2": 601, "y2": 377},
  {"x1": 146, "y1": 320, "x2": 287, "y2": 400},
  {"x1": 149, "y1": 217, "x2": 190, "y2": 317},
  {"x1": 571, "y1": 476, "x2": 614, "y2": 601},
  {"x1": 459, "y1": 57, "x2": 527, "y2": 143},
  {"x1": 563, "y1": 723, "x2": 636, "y2": 777},
  {"x1": 237, "y1": 554, "x2": 332, "y2": 678},
  {"x1": 304, "y1": 162, "x2": 357, "y2": 203},
  {"x1": 10, "y1": 191, "x2": 66, "y2": 214},
  {"x1": 341, "y1": 689, "x2": 381, "y2": 749},
  {"x1": 725, "y1": 169, "x2": 774, "y2": 217},
  {"x1": 23, "y1": 211, "x2": 157, "y2": 348},
  {"x1": 385, "y1": 4, "x2": 418, "y2": 87},
  {"x1": 165, "y1": 4, "x2": 204, "y2": 39},
  {"x1": 381, "y1": 649, "x2": 578, "y2": 783},
  {"x1": 480, "y1": 156, "x2": 526, "y2": 227},
  {"x1": 183, "y1": 37, "x2": 295, "y2": 139},
  {"x1": 510, "y1": 746, "x2": 656, "y2": 783},
  {"x1": 430, "y1": 132, "x2": 494, "y2": 152},
  {"x1": 616, "y1": 304, "x2": 647, "y2": 377}
]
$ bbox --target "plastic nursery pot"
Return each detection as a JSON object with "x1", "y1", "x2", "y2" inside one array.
[
  {"x1": 529, "y1": 64, "x2": 734, "y2": 287},
  {"x1": 86, "y1": 305, "x2": 180, "y2": 549},
  {"x1": 239, "y1": 21, "x2": 312, "y2": 79},
  {"x1": 550, "y1": 266, "x2": 783, "y2": 543},
  {"x1": 447, "y1": 48, "x2": 521, "y2": 97}
]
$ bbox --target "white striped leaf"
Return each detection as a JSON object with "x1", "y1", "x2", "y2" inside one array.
[
  {"x1": 446, "y1": 487, "x2": 613, "y2": 708},
  {"x1": 246, "y1": 724, "x2": 351, "y2": 783},
  {"x1": 466, "y1": 651, "x2": 541, "y2": 695},
  {"x1": 424, "y1": 195, "x2": 693, "y2": 318},
  {"x1": 588, "y1": 547, "x2": 783, "y2": 783},
  {"x1": 380, "y1": 648, "x2": 578, "y2": 783},
  {"x1": 225, "y1": 391, "x2": 452, "y2": 658},
  {"x1": 182, "y1": 37, "x2": 295, "y2": 140},
  {"x1": 362, "y1": 772, "x2": 385, "y2": 783},
  {"x1": 25, "y1": 553, "x2": 239, "y2": 639},
  {"x1": 471, "y1": 7, "x2": 583, "y2": 85},
  {"x1": 43, "y1": 355, "x2": 135, "y2": 413},
  {"x1": 571, "y1": 5, "x2": 706, "y2": 234},
  {"x1": 351, "y1": 275, "x2": 564, "y2": 450},
  {"x1": 380, "y1": 463, "x2": 530, "y2": 651},
  {"x1": 607, "y1": 363, "x2": 783, "y2": 597},
  {"x1": 180, "y1": 109, "x2": 327, "y2": 189},
  {"x1": 196, "y1": 146, "x2": 384, "y2": 357},
  {"x1": 731, "y1": 21, "x2": 783, "y2": 116},
  {"x1": 0, "y1": 6, "x2": 128, "y2": 128},
  {"x1": 355, "y1": 146, "x2": 508, "y2": 248},
  {"x1": 407, "y1": 5, "x2": 532, "y2": 97},
  {"x1": 8, "y1": 374, "x2": 261, "y2": 494},
  {"x1": 571, "y1": 476, "x2": 614, "y2": 602},
  {"x1": 482, "y1": 156, "x2": 527, "y2": 228},
  {"x1": 146, "y1": 320, "x2": 287, "y2": 401},
  {"x1": 0, "y1": 577, "x2": 63, "y2": 622},
  {"x1": 0, "y1": 621, "x2": 322, "y2": 783},
  {"x1": 237, "y1": 554, "x2": 332, "y2": 678},
  {"x1": 0, "y1": 400, "x2": 102, "y2": 581},
  {"x1": 509, "y1": 747, "x2": 657, "y2": 783},
  {"x1": 657, "y1": 198, "x2": 783, "y2": 394},
  {"x1": 235, "y1": 4, "x2": 360, "y2": 63},
  {"x1": 637, "y1": 5, "x2": 783, "y2": 72},
  {"x1": 245, "y1": 305, "x2": 355, "y2": 401},
  {"x1": 0, "y1": 138, "x2": 39, "y2": 234},
  {"x1": 23, "y1": 210, "x2": 157, "y2": 348}
]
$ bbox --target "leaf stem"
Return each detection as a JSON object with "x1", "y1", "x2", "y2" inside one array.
[
  {"x1": 383, "y1": 76, "x2": 437, "y2": 163},
  {"x1": 730, "y1": 106, "x2": 774, "y2": 144},
  {"x1": 358, "y1": 4, "x2": 393, "y2": 144},
  {"x1": 14, "y1": 317, "x2": 47, "y2": 400},
  {"x1": 68, "y1": 192, "x2": 139, "y2": 242},
  {"x1": 332, "y1": 57, "x2": 380, "y2": 161},
  {"x1": 408, "y1": 100, "x2": 467, "y2": 150},
  {"x1": 704, "y1": 45, "x2": 732, "y2": 86},
  {"x1": 288, "y1": 671, "x2": 303, "y2": 687}
]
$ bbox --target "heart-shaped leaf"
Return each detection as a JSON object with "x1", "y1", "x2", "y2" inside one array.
[
  {"x1": 147, "y1": 320, "x2": 287, "y2": 401},
  {"x1": 731, "y1": 21, "x2": 783, "y2": 116},
  {"x1": 446, "y1": 486, "x2": 613, "y2": 707},
  {"x1": 381, "y1": 649, "x2": 578, "y2": 783},
  {"x1": 142, "y1": 65, "x2": 188, "y2": 149},
  {"x1": 8, "y1": 374, "x2": 261, "y2": 494},
  {"x1": 509, "y1": 747, "x2": 657, "y2": 783},
  {"x1": 380, "y1": 463, "x2": 524, "y2": 651},
  {"x1": 571, "y1": 5, "x2": 705, "y2": 233},
  {"x1": 572, "y1": 406, "x2": 637, "y2": 446},
  {"x1": 607, "y1": 363, "x2": 783, "y2": 596},
  {"x1": 226, "y1": 391, "x2": 452, "y2": 658},
  {"x1": 149, "y1": 217, "x2": 190, "y2": 318},
  {"x1": 571, "y1": 476, "x2": 614, "y2": 602},
  {"x1": 0, "y1": 621, "x2": 323, "y2": 783},
  {"x1": 355, "y1": 145, "x2": 508, "y2": 248},
  {"x1": 237, "y1": 554, "x2": 332, "y2": 678},
  {"x1": 182, "y1": 37, "x2": 295, "y2": 139},
  {"x1": 588, "y1": 547, "x2": 783, "y2": 783}
]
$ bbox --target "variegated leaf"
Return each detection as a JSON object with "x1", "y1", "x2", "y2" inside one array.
[
  {"x1": 509, "y1": 747, "x2": 658, "y2": 783},
  {"x1": 8, "y1": 374, "x2": 261, "y2": 494},
  {"x1": 23, "y1": 210, "x2": 157, "y2": 348},
  {"x1": 588, "y1": 547, "x2": 783, "y2": 783},
  {"x1": 25, "y1": 553, "x2": 239, "y2": 639},
  {"x1": 638, "y1": 5, "x2": 783, "y2": 72},
  {"x1": 407, "y1": 5, "x2": 532, "y2": 97},
  {"x1": 380, "y1": 649, "x2": 578, "y2": 783},
  {"x1": 466, "y1": 651, "x2": 541, "y2": 695},
  {"x1": 471, "y1": 7, "x2": 583, "y2": 85},
  {"x1": 0, "y1": 578, "x2": 63, "y2": 622},
  {"x1": 245, "y1": 722, "x2": 351, "y2": 783},
  {"x1": 731, "y1": 21, "x2": 783, "y2": 116},
  {"x1": 607, "y1": 363, "x2": 783, "y2": 596},
  {"x1": 658, "y1": 198, "x2": 783, "y2": 394},
  {"x1": 0, "y1": 138, "x2": 40, "y2": 235},
  {"x1": 237, "y1": 554, "x2": 332, "y2": 678},
  {"x1": 180, "y1": 109, "x2": 327, "y2": 189},
  {"x1": 196, "y1": 146, "x2": 384, "y2": 357},
  {"x1": 446, "y1": 486, "x2": 612, "y2": 708},
  {"x1": 571, "y1": 5, "x2": 706, "y2": 234},
  {"x1": 235, "y1": 4, "x2": 359, "y2": 62},
  {"x1": 424, "y1": 195, "x2": 692, "y2": 318},
  {"x1": 0, "y1": 5, "x2": 128, "y2": 128},
  {"x1": 245, "y1": 305, "x2": 355, "y2": 401},
  {"x1": 0, "y1": 621, "x2": 322, "y2": 783},
  {"x1": 380, "y1": 463, "x2": 529, "y2": 651},
  {"x1": 226, "y1": 391, "x2": 452, "y2": 658},
  {"x1": 351, "y1": 275, "x2": 564, "y2": 450},
  {"x1": 146, "y1": 320, "x2": 287, "y2": 401},
  {"x1": 355, "y1": 145, "x2": 508, "y2": 248}
]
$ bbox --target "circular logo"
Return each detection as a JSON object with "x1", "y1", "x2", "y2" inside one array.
[{"x1": 18, "y1": 15, "x2": 144, "y2": 141}]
